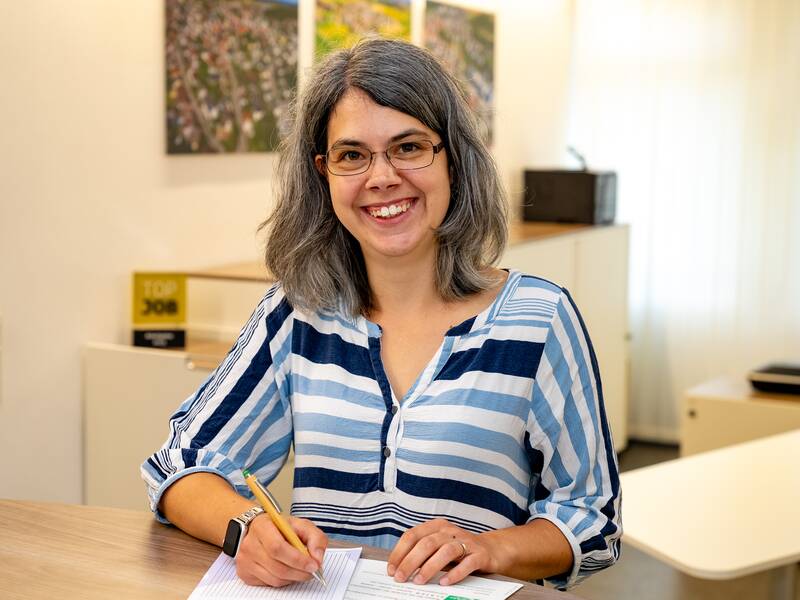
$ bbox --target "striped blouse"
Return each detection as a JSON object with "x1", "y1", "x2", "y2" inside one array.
[{"x1": 141, "y1": 269, "x2": 621, "y2": 589}]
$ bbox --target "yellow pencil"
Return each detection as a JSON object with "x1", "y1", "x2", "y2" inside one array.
[{"x1": 242, "y1": 469, "x2": 326, "y2": 587}]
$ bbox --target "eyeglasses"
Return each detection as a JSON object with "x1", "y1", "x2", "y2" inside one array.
[{"x1": 322, "y1": 139, "x2": 445, "y2": 176}]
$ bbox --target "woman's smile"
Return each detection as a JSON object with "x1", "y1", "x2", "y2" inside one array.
[{"x1": 363, "y1": 198, "x2": 415, "y2": 220}]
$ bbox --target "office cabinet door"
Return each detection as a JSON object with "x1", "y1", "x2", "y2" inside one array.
[
  {"x1": 574, "y1": 226, "x2": 630, "y2": 450},
  {"x1": 501, "y1": 226, "x2": 629, "y2": 451},
  {"x1": 501, "y1": 235, "x2": 576, "y2": 290},
  {"x1": 83, "y1": 343, "x2": 295, "y2": 511}
]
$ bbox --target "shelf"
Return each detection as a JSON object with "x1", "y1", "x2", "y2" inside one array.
[
  {"x1": 184, "y1": 261, "x2": 272, "y2": 282},
  {"x1": 507, "y1": 221, "x2": 593, "y2": 244},
  {"x1": 177, "y1": 222, "x2": 603, "y2": 284}
]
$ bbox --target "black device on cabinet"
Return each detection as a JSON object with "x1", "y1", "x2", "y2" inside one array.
[
  {"x1": 522, "y1": 170, "x2": 617, "y2": 224},
  {"x1": 748, "y1": 363, "x2": 800, "y2": 395}
]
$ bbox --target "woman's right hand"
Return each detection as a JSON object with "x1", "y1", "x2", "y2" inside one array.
[{"x1": 235, "y1": 515, "x2": 328, "y2": 587}]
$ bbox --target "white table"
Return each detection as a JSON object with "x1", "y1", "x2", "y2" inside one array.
[{"x1": 620, "y1": 429, "x2": 800, "y2": 599}]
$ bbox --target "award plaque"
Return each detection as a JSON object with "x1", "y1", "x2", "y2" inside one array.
[{"x1": 132, "y1": 272, "x2": 187, "y2": 348}]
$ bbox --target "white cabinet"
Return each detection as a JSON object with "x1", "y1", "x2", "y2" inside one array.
[
  {"x1": 84, "y1": 223, "x2": 629, "y2": 510},
  {"x1": 500, "y1": 224, "x2": 630, "y2": 451},
  {"x1": 83, "y1": 343, "x2": 295, "y2": 511},
  {"x1": 681, "y1": 377, "x2": 800, "y2": 456},
  {"x1": 574, "y1": 226, "x2": 630, "y2": 452},
  {"x1": 503, "y1": 234, "x2": 577, "y2": 291}
]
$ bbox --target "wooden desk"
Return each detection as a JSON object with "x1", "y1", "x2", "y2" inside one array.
[
  {"x1": 0, "y1": 501, "x2": 578, "y2": 600},
  {"x1": 620, "y1": 430, "x2": 800, "y2": 598}
]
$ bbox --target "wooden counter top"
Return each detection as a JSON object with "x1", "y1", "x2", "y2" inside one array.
[
  {"x1": 185, "y1": 261, "x2": 271, "y2": 282},
  {"x1": 507, "y1": 221, "x2": 593, "y2": 244},
  {"x1": 183, "y1": 222, "x2": 604, "y2": 283},
  {"x1": 0, "y1": 500, "x2": 579, "y2": 600}
]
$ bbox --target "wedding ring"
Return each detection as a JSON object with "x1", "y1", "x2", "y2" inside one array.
[{"x1": 456, "y1": 540, "x2": 468, "y2": 561}]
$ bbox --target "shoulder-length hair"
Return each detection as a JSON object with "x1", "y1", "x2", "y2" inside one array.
[{"x1": 261, "y1": 37, "x2": 507, "y2": 316}]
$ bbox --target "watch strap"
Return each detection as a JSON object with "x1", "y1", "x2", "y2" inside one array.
[{"x1": 236, "y1": 505, "x2": 265, "y2": 526}]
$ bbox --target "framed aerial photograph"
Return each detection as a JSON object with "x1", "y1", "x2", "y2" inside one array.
[
  {"x1": 424, "y1": 1, "x2": 495, "y2": 143},
  {"x1": 315, "y1": 0, "x2": 411, "y2": 59},
  {"x1": 165, "y1": 0, "x2": 298, "y2": 154}
]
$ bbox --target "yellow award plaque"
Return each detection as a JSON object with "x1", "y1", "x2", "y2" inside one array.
[{"x1": 132, "y1": 272, "x2": 187, "y2": 348}]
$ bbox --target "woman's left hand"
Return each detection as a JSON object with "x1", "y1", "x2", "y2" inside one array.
[{"x1": 386, "y1": 518, "x2": 500, "y2": 586}]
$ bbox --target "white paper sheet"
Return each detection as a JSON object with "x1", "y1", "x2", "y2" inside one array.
[
  {"x1": 343, "y1": 559, "x2": 523, "y2": 600},
  {"x1": 188, "y1": 547, "x2": 362, "y2": 600}
]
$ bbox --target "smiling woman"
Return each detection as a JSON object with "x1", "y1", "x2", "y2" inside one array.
[
  {"x1": 141, "y1": 38, "x2": 621, "y2": 592},
  {"x1": 264, "y1": 37, "x2": 508, "y2": 316}
]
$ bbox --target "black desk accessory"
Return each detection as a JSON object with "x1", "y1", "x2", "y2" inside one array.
[
  {"x1": 522, "y1": 169, "x2": 617, "y2": 224},
  {"x1": 748, "y1": 362, "x2": 800, "y2": 395}
]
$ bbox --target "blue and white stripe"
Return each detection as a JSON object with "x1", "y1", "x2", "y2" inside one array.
[{"x1": 141, "y1": 269, "x2": 621, "y2": 589}]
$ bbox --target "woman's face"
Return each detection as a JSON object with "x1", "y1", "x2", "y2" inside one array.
[{"x1": 317, "y1": 88, "x2": 451, "y2": 268}]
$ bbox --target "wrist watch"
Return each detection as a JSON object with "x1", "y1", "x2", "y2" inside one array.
[{"x1": 222, "y1": 506, "x2": 265, "y2": 557}]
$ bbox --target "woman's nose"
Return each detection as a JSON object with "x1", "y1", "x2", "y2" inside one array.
[{"x1": 365, "y1": 152, "x2": 402, "y2": 189}]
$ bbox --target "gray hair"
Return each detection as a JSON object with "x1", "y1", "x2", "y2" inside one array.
[{"x1": 261, "y1": 37, "x2": 507, "y2": 316}]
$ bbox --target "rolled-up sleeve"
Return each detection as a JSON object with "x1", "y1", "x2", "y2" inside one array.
[
  {"x1": 140, "y1": 283, "x2": 295, "y2": 523},
  {"x1": 526, "y1": 289, "x2": 622, "y2": 589}
]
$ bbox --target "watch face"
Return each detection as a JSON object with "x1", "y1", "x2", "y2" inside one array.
[{"x1": 223, "y1": 519, "x2": 244, "y2": 557}]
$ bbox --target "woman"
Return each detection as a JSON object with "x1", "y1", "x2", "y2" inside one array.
[{"x1": 142, "y1": 38, "x2": 621, "y2": 591}]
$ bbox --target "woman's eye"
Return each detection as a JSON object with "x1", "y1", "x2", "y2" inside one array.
[
  {"x1": 334, "y1": 149, "x2": 366, "y2": 162},
  {"x1": 395, "y1": 142, "x2": 423, "y2": 155},
  {"x1": 389, "y1": 142, "x2": 425, "y2": 158}
]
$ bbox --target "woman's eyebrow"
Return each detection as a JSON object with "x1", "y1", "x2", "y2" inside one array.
[
  {"x1": 329, "y1": 138, "x2": 365, "y2": 149},
  {"x1": 329, "y1": 128, "x2": 432, "y2": 149},
  {"x1": 388, "y1": 128, "x2": 430, "y2": 142}
]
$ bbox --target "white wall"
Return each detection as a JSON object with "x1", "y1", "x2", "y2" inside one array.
[{"x1": 0, "y1": 0, "x2": 573, "y2": 503}]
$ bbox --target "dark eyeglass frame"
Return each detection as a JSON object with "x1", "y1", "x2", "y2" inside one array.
[{"x1": 321, "y1": 140, "x2": 446, "y2": 176}]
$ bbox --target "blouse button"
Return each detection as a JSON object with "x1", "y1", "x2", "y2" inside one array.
[
  {"x1": 383, "y1": 447, "x2": 391, "y2": 458},
  {"x1": 391, "y1": 405, "x2": 398, "y2": 415}
]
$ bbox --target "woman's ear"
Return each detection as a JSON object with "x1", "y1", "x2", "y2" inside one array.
[{"x1": 314, "y1": 155, "x2": 328, "y2": 179}]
